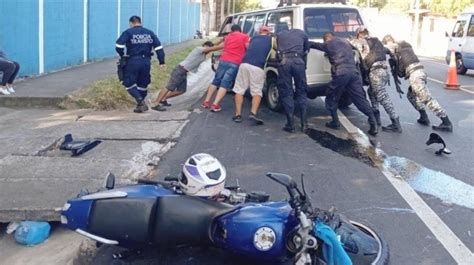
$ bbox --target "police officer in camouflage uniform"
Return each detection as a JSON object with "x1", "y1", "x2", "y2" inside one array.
[
  {"x1": 383, "y1": 35, "x2": 453, "y2": 132},
  {"x1": 351, "y1": 28, "x2": 401, "y2": 133}
]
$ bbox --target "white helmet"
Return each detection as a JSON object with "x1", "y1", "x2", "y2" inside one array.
[{"x1": 179, "y1": 153, "x2": 226, "y2": 197}]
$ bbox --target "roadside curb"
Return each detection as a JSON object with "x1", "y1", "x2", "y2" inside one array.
[{"x1": 0, "y1": 96, "x2": 63, "y2": 109}]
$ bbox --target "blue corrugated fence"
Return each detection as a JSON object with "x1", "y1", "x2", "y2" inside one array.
[{"x1": 0, "y1": 0, "x2": 201, "y2": 77}]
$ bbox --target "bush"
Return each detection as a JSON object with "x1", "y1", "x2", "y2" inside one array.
[{"x1": 60, "y1": 47, "x2": 194, "y2": 110}]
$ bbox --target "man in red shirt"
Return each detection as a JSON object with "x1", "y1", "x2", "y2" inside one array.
[{"x1": 201, "y1": 24, "x2": 249, "y2": 112}]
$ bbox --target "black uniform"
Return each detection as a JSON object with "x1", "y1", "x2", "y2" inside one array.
[
  {"x1": 116, "y1": 25, "x2": 165, "y2": 104},
  {"x1": 276, "y1": 29, "x2": 310, "y2": 132},
  {"x1": 310, "y1": 37, "x2": 378, "y2": 135}
]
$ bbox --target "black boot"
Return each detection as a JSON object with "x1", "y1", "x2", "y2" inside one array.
[
  {"x1": 325, "y1": 112, "x2": 341, "y2": 130},
  {"x1": 417, "y1": 110, "x2": 430, "y2": 126},
  {"x1": 283, "y1": 115, "x2": 295, "y2": 133},
  {"x1": 432, "y1": 116, "x2": 453, "y2": 132},
  {"x1": 373, "y1": 110, "x2": 382, "y2": 126},
  {"x1": 382, "y1": 117, "x2": 402, "y2": 133},
  {"x1": 367, "y1": 115, "x2": 378, "y2": 136},
  {"x1": 133, "y1": 101, "x2": 148, "y2": 113}
]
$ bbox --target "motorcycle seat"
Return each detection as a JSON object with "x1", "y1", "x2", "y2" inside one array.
[
  {"x1": 153, "y1": 195, "x2": 234, "y2": 246},
  {"x1": 88, "y1": 197, "x2": 157, "y2": 245}
]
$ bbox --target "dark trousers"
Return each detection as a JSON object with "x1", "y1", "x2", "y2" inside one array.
[
  {"x1": 326, "y1": 72, "x2": 375, "y2": 122},
  {"x1": 277, "y1": 57, "x2": 307, "y2": 123},
  {"x1": 0, "y1": 59, "x2": 20, "y2": 85},
  {"x1": 122, "y1": 57, "x2": 151, "y2": 103}
]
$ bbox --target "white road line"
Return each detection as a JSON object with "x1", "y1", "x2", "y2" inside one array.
[
  {"x1": 337, "y1": 111, "x2": 474, "y2": 264},
  {"x1": 427, "y1": 77, "x2": 474, "y2": 95}
]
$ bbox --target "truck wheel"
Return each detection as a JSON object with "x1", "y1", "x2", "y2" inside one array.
[
  {"x1": 456, "y1": 54, "x2": 468, "y2": 75},
  {"x1": 264, "y1": 77, "x2": 281, "y2": 112}
]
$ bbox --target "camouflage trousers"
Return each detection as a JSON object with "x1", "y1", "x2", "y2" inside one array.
[
  {"x1": 407, "y1": 69, "x2": 447, "y2": 118},
  {"x1": 368, "y1": 65, "x2": 398, "y2": 119}
]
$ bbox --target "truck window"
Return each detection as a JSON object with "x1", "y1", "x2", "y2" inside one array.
[
  {"x1": 237, "y1": 16, "x2": 244, "y2": 26},
  {"x1": 252, "y1": 14, "x2": 266, "y2": 36},
  {"x1": 304, "y1": 8, "x2": 363, "y2": 38},
  {"x1": 266, "y1": 11, "x2": 293, "y2": 34},
  {"x1": 452, "y1": 20, "x2": 466, "y2": 38},
  {"x1": 467, "y1": 16, "x2": 474, "y2": 37},
  {"x1": 243, "y1": 16, "x2": 256, "y2": 34},
  {"x1": 219, "y1": 16, "x2": 235, "y2": 36}
]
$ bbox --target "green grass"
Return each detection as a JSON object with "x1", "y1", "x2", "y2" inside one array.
[{"x1": 60, "y1": 47, "x2": 194, "y2": 110}]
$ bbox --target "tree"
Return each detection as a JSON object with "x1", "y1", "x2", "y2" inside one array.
[
  {"x1": 425, "y1": 0, "x2": 473, "y2": 18},
  {"x1": 233, "y1": 0, "x2": 263, "y2": 13}
]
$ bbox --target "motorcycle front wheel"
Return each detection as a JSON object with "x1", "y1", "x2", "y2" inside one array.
[{"x1": 312, "y1": 220, "x2": 389, "y2": 265}]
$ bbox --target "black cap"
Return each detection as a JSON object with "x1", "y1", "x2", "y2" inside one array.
[
  {"x1": 129, "y1": 16, "x2": 141, "y2": 23},
  {"x1": 231, "y1": 24, "x2": 241, "y2": 32}
]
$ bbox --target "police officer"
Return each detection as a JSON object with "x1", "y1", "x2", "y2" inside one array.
[
  {"x1": 116, "y1": 15, "x2": 165, "y2": 113},
  {"x1": 351, "y1": 28, "x2": 402, "y2": 133},
  {"x1": 311, "y1": 32, "x2": 378, "y2": 136},
  {"x1": 383, "y1": 35, "x2": 453, "y2": 132},
  {"x1": 276, "y1": 26, "x2": 310, "y2": 133}
]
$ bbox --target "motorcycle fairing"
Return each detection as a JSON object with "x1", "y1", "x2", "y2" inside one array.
[{"x1": 212, "y1": 201, "x2": 298, "y2": 261}]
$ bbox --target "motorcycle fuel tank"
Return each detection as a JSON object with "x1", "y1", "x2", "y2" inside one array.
[{"x1": 211, "y1": 201, "x2": 298, "y2": 261}]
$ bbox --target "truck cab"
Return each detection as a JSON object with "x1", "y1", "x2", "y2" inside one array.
[{"x1": 215, "y1": 3, "x2": 365, "y2": 111}]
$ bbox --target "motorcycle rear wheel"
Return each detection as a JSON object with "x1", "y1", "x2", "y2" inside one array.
[{"x1": 312, "y1": 220, "x2": 389, "y2": 265}]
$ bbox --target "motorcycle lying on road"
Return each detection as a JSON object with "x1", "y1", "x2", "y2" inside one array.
[{"x1": 61, "y1": 172, "x2": 389, "y2": 265}]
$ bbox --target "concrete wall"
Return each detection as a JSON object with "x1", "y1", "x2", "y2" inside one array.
[{"x1": 0, "y1": 0, "x2": 201, "y2": 77}]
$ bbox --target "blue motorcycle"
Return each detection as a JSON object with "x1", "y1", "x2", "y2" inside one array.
[{"x1": 61, "y1": 173, "x2": 389, "y2": 265}]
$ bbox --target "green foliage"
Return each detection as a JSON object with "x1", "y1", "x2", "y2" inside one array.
[
  {"x1": 353, "y1": 0, "x2": 389, "y2": 9},
  {"x1": 60, "y1": 47, "x2": 194, "y2": 110},
  {"x1": 234, "y1": 0, "x2": 263, "y2": 13},
  {"x1": 426, "y1": 0, "x2": 473, "y2": 18}
]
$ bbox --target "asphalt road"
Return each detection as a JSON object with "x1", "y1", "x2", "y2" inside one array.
[{"x1": 93, "y1": 60, "x2": 473, "y2": 265}]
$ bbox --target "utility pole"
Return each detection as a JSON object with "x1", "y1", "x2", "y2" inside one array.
[{"x1": 413, "y1": 0, "x2": 420, "y2": 50}]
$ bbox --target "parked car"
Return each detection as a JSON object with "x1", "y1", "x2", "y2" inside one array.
[
  {"x1": 214, "y1": 3, "x2": 366, "y2": 111},
  {"x1": 446, "y1": 9, "x2": 474, "y2": 75}
]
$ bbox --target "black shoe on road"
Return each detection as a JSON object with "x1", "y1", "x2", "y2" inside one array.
[
  {"x1": 417, "y1": 110, "x2": 430, "y2": 126},
  {"x1": 151, "y1": 104, "x2": 167, "y2": 112},
  {"x1": 432, "y1": 116, "x2": 453, "y2": 132},
  {"x1": 249, "y1": 113, "x2": 264, "y2": 125},
  {"x1": 325, "y1": 120, "x2": 341, "y2": 130},
  {"x1": 134, "y1": 102, "x2": 148, "y2": 113},
  {"x1": 382, "y1": 117, "x2": 402, "y2": 133},
  {"x1": 232, "y1": 115, "x2": 243, "y2": 123},
  {"x1": 283, "y1": 124, "x2": 295, "y2": 133},
  {"x1": 160, "y1": 100, "x2": 172, "y2": 107},
  {"x1": 368, "y1": 123, "x2": 379, "y2": 136}
]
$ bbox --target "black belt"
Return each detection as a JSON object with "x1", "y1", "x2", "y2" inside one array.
[
  {"x1": 129, "y1": 54, "x2": 151, "y2": 59},
  {"x1": 406, "y1": 65, "x2": 424, "y2": 77},
  {"x1": 282, "y1": 52, "x2": 304, "y2": 58}
]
